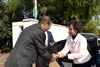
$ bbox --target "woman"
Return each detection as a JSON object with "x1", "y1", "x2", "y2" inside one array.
[{"x1": 57, "y1": 21, "x2": 92, "y2": 67}]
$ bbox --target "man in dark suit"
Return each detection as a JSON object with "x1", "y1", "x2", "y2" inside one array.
[
  {"x1": 45, "y1": 31, "x2": 55, "y2": 48},
  {"x1": 36, "y1": 30, "x2": 55, "y2": 67},
  {"x1": 5, "y1": 16, "x2": 57, "y2": 67}
]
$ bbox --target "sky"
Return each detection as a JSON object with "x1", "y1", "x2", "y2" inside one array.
[{"x1": 2, "y1": 0, "x2": 8, "y2": 3}]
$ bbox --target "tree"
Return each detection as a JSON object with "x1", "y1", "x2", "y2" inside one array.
[
  {"x1": 37, "y1": 0, "x2": 99, "y2": 35},
  {"x1": 0, "y1": 0, "x2": 23, "y2": 50},
  {"x1": 21, "y1": 0, "x2": 99, "y2": 25}
]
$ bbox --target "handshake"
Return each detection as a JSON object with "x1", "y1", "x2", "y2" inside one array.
[{"x1": 52, "y1": 53, "x2": 67, "y2": 61}]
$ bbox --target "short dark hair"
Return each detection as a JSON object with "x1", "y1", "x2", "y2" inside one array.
[
  {"x1": 39, "y1": 16, "x2": 51, "y2": 25},
  {"x1": 68, "y1": 21, "x2": 82, "y2": 33}
]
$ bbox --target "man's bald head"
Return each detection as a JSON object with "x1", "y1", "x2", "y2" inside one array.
[
  {"x1": 39, "y1": 16, "x2": 53, "y2": 31},
  {"x1": 39, "y1": 16, "x2": 52, "y2": 25}
]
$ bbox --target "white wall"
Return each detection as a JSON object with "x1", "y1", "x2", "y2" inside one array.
[
  {"x1": 12, "y1": 19, "x2": 38, "y2": 47},
  {"x1": 12, "y1": 22, "x2": 23, "y2": 47},
  {"x1": 49, "y1": 24, "x2": 68, "y2": 42}
]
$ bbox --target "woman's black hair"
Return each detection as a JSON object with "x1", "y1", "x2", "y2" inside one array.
[{"x1": 68, "y1": 21, "x2": 82, "y2": 33}]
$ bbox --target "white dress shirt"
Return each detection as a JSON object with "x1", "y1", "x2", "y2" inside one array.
[
  {"x1": 58, "y1": 33, "x2": 92, "y2": 64},
  {"x1": 45, "y1": 31, "x2": 48, "y2": 46}
]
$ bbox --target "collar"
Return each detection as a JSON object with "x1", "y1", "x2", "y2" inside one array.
[{"x1": 70, "y1": 33, "x2": 80, "y2": 42}]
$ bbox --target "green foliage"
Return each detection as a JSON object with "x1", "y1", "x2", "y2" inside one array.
[
  {"x1": 3, "y1": 48, "x2": 11, "y2": 53},
  {"x1": 35, "y1": 0, "x2": 99, "y2": 26},
  {"x1": 7, "y1": 0, "x2": 21, "y2": 12},
  {"x1": 0, "y1": 0, "x2": 23, "y2": 49},
  {"x1": 2, "y1": 45, "x2": 11, "y2": 53},
  {"x1": 83, "y1": 20, "x2": 99, "y2": 35},
  {"x1": 37, "y1": 0, "x2": 99, "y2": 35}
]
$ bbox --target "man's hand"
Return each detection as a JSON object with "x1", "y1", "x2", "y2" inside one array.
[
  {"x1": 50, "y1": 42, "x2": 54, "y2": 46},
  {"x1": 52, "y1": 53, "x2": 58, "y2": 61}
]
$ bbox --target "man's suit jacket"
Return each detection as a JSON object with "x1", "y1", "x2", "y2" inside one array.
[
  {"x1": 47, "y1": 31, "x2": 55, "y2": 47},
  {"x1": 5, "y1": 24, "x2": 52, "y2": 67}
]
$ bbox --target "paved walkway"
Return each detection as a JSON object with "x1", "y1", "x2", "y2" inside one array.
[
  {"x1": 0, "y1": 53, "x2": 9, "y2": 67},
  {"x1": 0, "y1": 53, "x2": 59, "y2": 67}
]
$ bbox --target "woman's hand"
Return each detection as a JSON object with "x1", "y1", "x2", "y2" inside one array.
[{"x1": 58, "y1": 53, "x2": 66, "y2": 58}]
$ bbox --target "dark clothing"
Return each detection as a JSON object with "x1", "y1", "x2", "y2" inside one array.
[
  {"x1": 72, "y1": 35, "x2": 76, "y2": 40},
  {"x1": 47, "y1": 31, "x2": 55, "y2": 47},
  {"x1": 36, "y1": 56, "x2": 49, "y2": 67},
  {"x1": 36, "y1": 31, "x2": 55, "y2": 67},
  {"x1": 72, "y1": 33, "x2": 77, "y2": 40},
  {"x1": 5, "y1": 24, "x2": 52, "y2": 67},
  {"x1": 72, "y1": 61, "x2": 91, "y2": 67}
]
